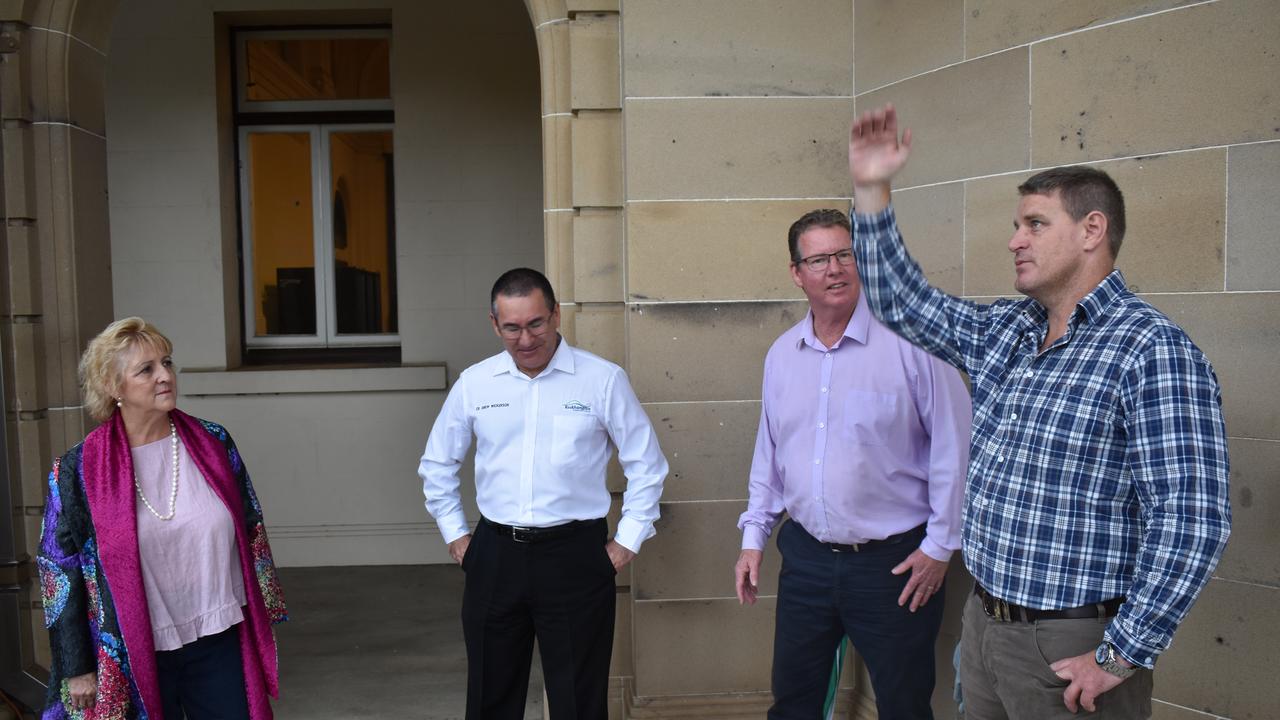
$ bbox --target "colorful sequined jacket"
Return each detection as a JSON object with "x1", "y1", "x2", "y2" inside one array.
[{"x1": 38, "y1": 409, "x2": 287, "y2": 720}]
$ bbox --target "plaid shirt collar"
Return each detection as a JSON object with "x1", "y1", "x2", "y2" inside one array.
[{"x1": 1017, "y1": 268, "x2": 1129, "y2": 333}]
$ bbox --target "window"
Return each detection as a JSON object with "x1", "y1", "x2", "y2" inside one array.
[{"x1": 233, "y1": 28, "x2": 397, "y2": 353}]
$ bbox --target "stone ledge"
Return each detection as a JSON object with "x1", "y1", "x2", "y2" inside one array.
[{"x1": 179, "y1": 364, "x2": 446, "y2": 397}]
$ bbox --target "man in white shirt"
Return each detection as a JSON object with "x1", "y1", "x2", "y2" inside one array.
[{"x1": 419, "y1": 267, "x2": 669, "y2": 720}]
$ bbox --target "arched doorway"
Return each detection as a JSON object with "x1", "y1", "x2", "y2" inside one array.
[{"x1": 0, "y1": 0, "x2": 629, "y2": 714}]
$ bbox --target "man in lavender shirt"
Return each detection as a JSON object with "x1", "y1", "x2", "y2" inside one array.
[{"x1": 734, "y1": 209, "x2": 972, "y2": 719}]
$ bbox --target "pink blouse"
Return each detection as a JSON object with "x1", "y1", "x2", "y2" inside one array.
[{"x1": 131, "y1": 435, "x2": 246, "y2": 651}]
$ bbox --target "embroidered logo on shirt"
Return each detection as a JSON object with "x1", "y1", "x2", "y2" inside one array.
[
  {"x1": 563, "y1": 401, "x2": 591, "y2": 413},
  {"x1": 476, "y1": 403, "x2": 510, "y2": 411}
]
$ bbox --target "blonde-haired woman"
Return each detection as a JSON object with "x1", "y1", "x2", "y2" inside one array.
[{"x1": 37, "y1": 317, "x2": 286, "y2": 719}]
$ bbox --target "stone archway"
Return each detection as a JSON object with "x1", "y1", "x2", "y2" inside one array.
[
  {"x1": 0, "y1": 0, "x2": 120, "y2": 709},
  {"x1": 1, "y1": 0, "x2": 631, "y2": 712}
]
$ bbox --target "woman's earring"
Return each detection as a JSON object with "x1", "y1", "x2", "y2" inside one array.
[{"x1": 115, "y1": 398, "x2": 123, "y2": 408}]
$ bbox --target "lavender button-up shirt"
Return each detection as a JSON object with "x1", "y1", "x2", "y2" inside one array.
[{"x1": 738, "y1": 293, "x2": 972, "y2": 561}]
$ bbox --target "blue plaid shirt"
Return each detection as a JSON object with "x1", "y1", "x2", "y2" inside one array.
[{"x1": 853, "y1": 206, "x2": 1230, "y2": 668}]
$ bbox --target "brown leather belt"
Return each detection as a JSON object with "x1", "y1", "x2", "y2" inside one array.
[{"x1": 974, "y1": 584, "x2": 1125, "y2": 623}]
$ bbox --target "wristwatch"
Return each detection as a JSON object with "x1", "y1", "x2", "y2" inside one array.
[{"x1": 1094, "y1": 642, "x2": 1136, "y2": 679}]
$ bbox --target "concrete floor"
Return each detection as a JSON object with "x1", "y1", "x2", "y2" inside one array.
[{"x1": 273, "y1": 565, "x2": 543, "y2": 720}]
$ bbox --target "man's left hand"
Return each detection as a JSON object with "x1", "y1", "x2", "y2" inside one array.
[
  {"x1": 1050, "y1": 651, "x2": 1129, "y2": 713},
  {"x1": 605, "y1": 540, "x2": 636, "y2": 571},
  {"x1": 891, "y1": 549, "x2": 948, "y2": 612}
]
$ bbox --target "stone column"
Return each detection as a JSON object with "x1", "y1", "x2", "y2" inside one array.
[{"x1": 0, "y1": 0, "x2": 118, "y2": 707}]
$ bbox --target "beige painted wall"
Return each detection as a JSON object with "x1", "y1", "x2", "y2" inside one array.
[
  {"x1": 104, "y1": 0, "x2": 543, "y2": 566},
  {"x1": 617, "y1": 0, "x2": 1279, "y2": 717}
]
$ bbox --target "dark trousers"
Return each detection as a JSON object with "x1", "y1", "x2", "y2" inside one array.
[
  {"x1": 769, "y1": 520, "x2": 943, "y2": 720},
  {"x1": 462, "y1": 518, "x2": 616, "y2": 720},
  {"x1": 155, "y1": 624, "x2": 250, "y2": 720}
]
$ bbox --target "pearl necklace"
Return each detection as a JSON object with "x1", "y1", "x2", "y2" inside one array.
[{"x1": 134, "y1": 419, "x2": 179, "y2": 521}]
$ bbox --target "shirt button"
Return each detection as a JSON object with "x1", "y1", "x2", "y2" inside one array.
[
  {"x1": 814, "y1": 458, "x2": 821, "y2": 465},
  {"x1": 1024, "y1": 370, "x2": 1032, "y2": 378},
  {"x1": 824, "y1": 353, "x2": 831, "y2": 359},
  {"x1": 818, "y1": 422, "x2": 826, "y2": 429},
  {"x1": 821, "y1": 387, "x2": 828, "y2": 393},
  {"x1": 997, "y1": 456, "x2": 1005, "y2": 463},
  {"x1": 1010, "y1": 413, "x2": 1018, "y2": 420}
]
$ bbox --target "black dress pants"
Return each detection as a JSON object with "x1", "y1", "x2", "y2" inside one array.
[
  {"x1": 769, "y1": 520, "x2": 943, "y2": 720},
  {"x1": 462, "y1": 518, "x2": 616, "y2": 720}
]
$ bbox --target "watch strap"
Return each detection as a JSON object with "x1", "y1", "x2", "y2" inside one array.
[{"x1": 1096, "y1": 642, "x2": 1136, "y2": 679}]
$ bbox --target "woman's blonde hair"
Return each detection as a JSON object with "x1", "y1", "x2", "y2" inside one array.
[{"x1": 79, "y1": 317, "x2": 174, "y2": 422}]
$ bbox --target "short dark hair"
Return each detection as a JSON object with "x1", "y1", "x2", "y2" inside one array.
[
  {"x1": 1018, "y1": 166, "x2": 1126, "y2": 257},
  {"x1": 787, "y1": 209, "x2": 851, "y2": 263},
  {"x1": 490, "y1": 267, "x2": 557, "y2": 316}
]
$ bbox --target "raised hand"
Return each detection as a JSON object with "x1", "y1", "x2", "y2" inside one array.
[{"x1": 849, "y1": 103, "x2": 913, "y2": 185}]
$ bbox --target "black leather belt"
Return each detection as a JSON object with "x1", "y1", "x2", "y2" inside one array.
[
  {"x1": 816, "y1": 523, "x2": 924, "y2": 553},
  {"x1": 974, "y1": 584, "x2": 1125, "y2": 623},
  {"x1": 481, "y1": 517, "x2": 599, "y2": 543}
]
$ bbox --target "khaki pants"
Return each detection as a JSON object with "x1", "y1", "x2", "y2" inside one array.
[{"x1": 959, "y1": 591, "x2": 1153, "y2": 719}]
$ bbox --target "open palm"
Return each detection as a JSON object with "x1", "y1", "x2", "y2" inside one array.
[{"x1": 849, "y1": 104, "x2": 913, "y2": 186}]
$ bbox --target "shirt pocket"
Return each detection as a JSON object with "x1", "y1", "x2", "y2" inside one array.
[
  {"x1": 551, "y1": 414, "x2": 600, "y2": 467},
  {"x1": 842, "y1": 390, "x2": 899, "y2": 447}
]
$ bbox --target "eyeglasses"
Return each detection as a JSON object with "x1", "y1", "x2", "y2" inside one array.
[
  {"x1": 497, "y1": 315, "x2": 553, "y2": 339},
  {"x1": 795, "y1": 248, "x2": 855, "y2": 272}
]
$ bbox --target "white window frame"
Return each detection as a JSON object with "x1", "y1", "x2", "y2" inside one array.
[
  {"x1": 239, "y1": 123, "x2": 398, "y2": 348},
  {"x1": 235, "y1": 28, "x2": 393, "y2": 114}
]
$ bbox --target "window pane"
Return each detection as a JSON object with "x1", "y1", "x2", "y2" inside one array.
[
  {"x1": 245, "y1": 37, "x2": 391, "y2": 102},
  {"x1": 329, "y1": 130, "x2": 396, "y2": 335},
  {"x1": 248, "y1": 132, "x2": 316, "y2": 336}
]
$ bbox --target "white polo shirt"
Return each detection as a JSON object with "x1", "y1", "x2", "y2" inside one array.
[{"x1": 418, "y1": 337, "x2": 668, "y2": 553}]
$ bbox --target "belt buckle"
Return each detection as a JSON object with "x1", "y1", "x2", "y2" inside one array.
[
  {"x1": 982, "y1": 592, "x2": 1013, "y2": 622},
  {"x1": 510, "y1": 526, "x2": 533, "y2": 543},
  {"x1": 995, "y1": 598, "x2": 1012, "y2": 622}
]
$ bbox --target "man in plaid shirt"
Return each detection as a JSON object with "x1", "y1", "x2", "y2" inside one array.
[{"x1": 847, "y1": 104, "x2": 1231, "y2": 719}]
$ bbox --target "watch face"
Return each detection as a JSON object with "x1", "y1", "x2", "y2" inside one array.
[{"x1": 1095, "y1": 643, "x2": 1109, "y2": 665}]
